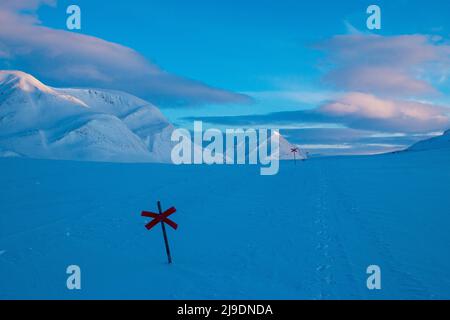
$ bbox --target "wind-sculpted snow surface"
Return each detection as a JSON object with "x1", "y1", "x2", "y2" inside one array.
[
  {"x1": 1, "y1": 146, "x2": 449, "y2": 299},
  {"x1": 0, "y1": 71, "x2": 175, "y2": 162}
]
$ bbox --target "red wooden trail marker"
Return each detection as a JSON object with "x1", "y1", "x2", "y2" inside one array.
[{"x1": 141, "y1": 201, "x2": 178, "y2": 264}]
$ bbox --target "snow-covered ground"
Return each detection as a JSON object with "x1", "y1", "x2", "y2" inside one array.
[{"x1": 1, "y1": 144, "x2": 449, "y2": 299}]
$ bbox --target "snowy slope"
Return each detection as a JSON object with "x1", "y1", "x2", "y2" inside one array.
[
  {"x1": 1, "y1": 146, "x2": 450, "y2": 299},
  {"x1": 407, "y1": 130, "x2": 450, "y2": 152},
  {"x1": 0, "y1": 71, "x2": 175, "y2": 162},
  {"x1": 234, "y1": 131, "x2": 308, "y2": 161},
  {"x1": 276, "y1": 131, "x2": 307, "y2": 160}
]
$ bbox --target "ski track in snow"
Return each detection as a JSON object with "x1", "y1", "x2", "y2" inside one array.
[
  {"x1": 332, "y1": 183, "x2": 433, "y2": 299},
  {"x1": 309, "y1": 165, "x2": 360, "y2": 299}
]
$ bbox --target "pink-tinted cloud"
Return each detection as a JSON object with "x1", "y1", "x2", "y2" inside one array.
[
  {"x1": 187, "y1": 91, "x2": 450, "y2": 133},
  {"x1": 0, "y1": 0, "x2": 55, "y2": 11},
  {"x1": 319, "y1": 92, "x2": 450, "y2": 132},
  {"x1": 325, "y1": 66, "x2": 436, "y2": 96},
  {"x1": 317, "y1": 34, "x2": 450, "y2": 96},
  {"x1": 0, "y1": 1, "x2": 250, "y2": 107}
]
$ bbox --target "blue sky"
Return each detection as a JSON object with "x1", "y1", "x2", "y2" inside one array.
[
  {"x1": 1, "y1": 0, "x2": 450, "y2": 155},
  {"x1": 37, "y1": 0, "x2": 450, "y2": 89}
]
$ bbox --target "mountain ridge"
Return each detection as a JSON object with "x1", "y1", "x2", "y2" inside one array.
[
  {"x1": 0, "y1": 70, "x2": 306, "y2": 163},
  {"x1": 0, "y1": 70, "x2": 174, "y2": 162}
]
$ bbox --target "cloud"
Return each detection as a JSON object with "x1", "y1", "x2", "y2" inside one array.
[
  {"x1": 0, "y1": 0, "x2": 55, "y2": 11},
  {"x1": 189, "y1": 92, "x2": 450, "y2": 133},
  {"x1": 245, "y1": 89, "x2": 336, "y2": 106},
  {"x1": 326, "y1": 66, "x2": 436, "y2": 96},
  {"x1": 319, "y1": 92, "x2": 450, "y2": 132},
  {"x1": 316, "y1": 34, "x2": 450, "y2": 96},
  {"x1": 0, "y1": 1, "x2": 250, "y2": 107}
]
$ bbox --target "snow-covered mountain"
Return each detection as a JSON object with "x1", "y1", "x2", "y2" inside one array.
[
  {"x1": 0, "y1": 71, "x2": 175, "y2": 162},
  {"x1": 249, "y1": 131, "x2": 308, "y2": 161},
  {"x1": 277, "y1": 132, "x2": 308, "y2": 160},
  {"x1": 407, "y1": 130, "x2": 450, "y2": 152},
  {"x1": 0, "y1": 70, "x2": 304, "y2": 163}
]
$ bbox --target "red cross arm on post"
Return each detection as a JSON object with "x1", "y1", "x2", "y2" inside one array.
[
  {"x1": 141, "y1": 207, "x2": 178, "y2": 230},
  {"x1": 141, "y1": 201, "x2": 178, "y2": 264}
]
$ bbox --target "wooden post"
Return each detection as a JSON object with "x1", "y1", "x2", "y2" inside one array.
[{"x1": 157, "y1": 201, "x2": 173, "y2": 264}]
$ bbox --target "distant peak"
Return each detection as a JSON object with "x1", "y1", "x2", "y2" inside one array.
[{"x1": 0, "y1": 70, "x2": 55, "y2": 94}]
